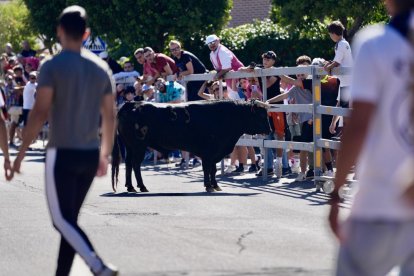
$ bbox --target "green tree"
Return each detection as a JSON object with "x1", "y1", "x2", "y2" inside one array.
[
  {"x1": 23, "y1": 0, "x2": 66, "y2": 52},
  {"x1": 24, "y1": 0, "x2": 232, "y2": 54},
  {"x1": 271, "y1": 0, "x2": 389, "y2": 41},
  {"x1": 0, "y1": 0, "x2": 39, "y2": 53}
]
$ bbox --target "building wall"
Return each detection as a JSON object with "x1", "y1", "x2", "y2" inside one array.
[{"x1": 228, "y1": 0, "x2": 272, "y2": 28}]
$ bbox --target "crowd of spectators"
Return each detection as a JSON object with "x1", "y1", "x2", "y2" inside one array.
[
  {"x1": 0, "y1": 20, "x2": 351, "y2": 180},
  {"x1": 0, "y1": 41, "x2": 48, "y2": 148}
]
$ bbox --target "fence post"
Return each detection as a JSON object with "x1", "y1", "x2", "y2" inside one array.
[
  {"x1": 312, "y1": 66, "x2": 323, "y2": 184},
  {"x1": 219, "y1": 79, "x2": 225, "y2": 175},
  {"x1": 261, "y1": 69, "x2": 269, "y2": 181}
]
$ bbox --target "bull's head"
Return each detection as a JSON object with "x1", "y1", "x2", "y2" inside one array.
[{"x1": 245, "y1": 100, "x2": 272, "y2": 135}]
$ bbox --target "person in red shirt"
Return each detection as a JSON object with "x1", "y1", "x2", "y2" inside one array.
[{"x1": 143, "y1": 47, "x2": 178, "y2": 79}]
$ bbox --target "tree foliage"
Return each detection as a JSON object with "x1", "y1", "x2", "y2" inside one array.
[
  {"x1": 0, "y1": 0, "x2": 39, "y2": 52},
  {"x1": 23, "y1": 0, "x2": 232, "y2": 54},
  {"x1": 271, "y1": 0, "x2": 389, "y2": 41},
  {"x1": 183, "y1": 19, "x2": 333, "y2": 69},
  {"x1": 22, "y1": 0, "x2": 66, "y2": 50}
]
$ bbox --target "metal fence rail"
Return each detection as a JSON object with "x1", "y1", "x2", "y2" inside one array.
[{"x1": 168, "y1": 66, "x2": 352, "y2": 195}]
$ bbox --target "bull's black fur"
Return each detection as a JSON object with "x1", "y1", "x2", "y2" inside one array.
[{"x1": 111, "y1": 100, "x2": 271, "y2": 192}]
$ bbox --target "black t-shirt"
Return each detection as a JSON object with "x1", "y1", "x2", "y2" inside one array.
[
  {"x1": 21, "y1": 49, "x2": 36, "y2": 58},
  {"x1": 172, "y1": 51, "x2": 207, "y2": 75},
  {"x1": 302, "y1": 79, "x2": 313, "y2": 91},
  {"x1": 259, "y1": 76, "x2": 281, "y2": 102}
]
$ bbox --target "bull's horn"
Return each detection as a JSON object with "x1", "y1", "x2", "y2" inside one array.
[{"x1": 254, "y1": 100, "x2": 271, "y2": 109}]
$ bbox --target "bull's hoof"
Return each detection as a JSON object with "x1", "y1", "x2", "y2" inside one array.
[
  {"x1": 140, "y1": 187, "x2": 149, "y2": 192},
  {"x1": 205, "y1": 186, "x2": 215, "y2": 193},
  {"x1": 127, "y1": 186, "x2": 138, "y2": 193},
  {"x1": 213, "y1": 185, "x2": 222, "y2": 191}
]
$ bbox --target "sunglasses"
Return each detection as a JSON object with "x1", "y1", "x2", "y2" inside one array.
[
  {"x1": 30, "y1": 77, "x2": 36, "y2": 80},
  {"x1": 208, "y1": 40, "x2": 217, "y2": 46},
  {"x1": 169, "y1": 47, "x2": 180, "y2": 52}
]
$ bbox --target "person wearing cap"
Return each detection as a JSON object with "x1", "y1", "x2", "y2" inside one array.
[
  {"x1": 142, "y1": 83, "x2": 156, "y2": 101},
  {"x1": 11, "y1": 5, "x2": 117, "y2": 276},
  {"x1": 205, "y1": 34, "x2": 244, "y2": 97},
  {"x1": 4, "y1": 43, "x2": 16, "y2": 57},
  {"x1": 99, "y1": 51, "x2": 123, "y2": 74}
]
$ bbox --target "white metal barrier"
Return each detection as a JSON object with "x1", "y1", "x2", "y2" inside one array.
[{"x1": 166, "y1": 66, "x2": 353, "y2": 196}]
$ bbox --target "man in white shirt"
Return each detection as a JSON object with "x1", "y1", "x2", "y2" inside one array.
[
  {"x1": 22, "y1": 71, "x2": 37, "y2": 126},
  {"x1": 206, "y1": 34, "x2": 244, "y2": 99},
  {"x1": 329, "y1": 0, "x2": 414, "y2": 275},
  {"x1": 0, "y1": 86, "x2": 12, "y2": 180},
  {"x1": 324, "y1": 20, "x2": 353, "y2": 105}
]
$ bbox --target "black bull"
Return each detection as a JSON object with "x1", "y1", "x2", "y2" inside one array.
[{"x1": 112, "y1": 100, "x2": 271, "y2": 193}]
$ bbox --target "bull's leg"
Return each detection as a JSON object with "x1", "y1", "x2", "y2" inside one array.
[
  {"x1": 125, "y1": 150, "x2": 137, "y2": 193},
  {"x1": 202, "y1": 160, "x2": 214, "y2": 193},
  {"x1": 210, "y1": 163, "x2": 222, "y2": 191},
  {"x1": 132, "y1": 148, "x2": 149, "y2": 192}
]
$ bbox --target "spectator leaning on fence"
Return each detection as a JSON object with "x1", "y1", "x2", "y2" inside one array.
[
  {"x1": 266, "y1": 61, "x2": 316, "y2": 181},
  {"x1": 169, "y1": 40, "x2": 208, "y2": 101},
  {"x1": 143, "y1": 47, "x2": 178, "y2": 80},
  {"x1": 206, "y1": 34, "x2": 244, "y2": 99},
  {"x1": 134, "y1": 48, "x2": 157, "y2": 83},
  {"x1": 329, "y1": 1, "x2": 414, "y2": 275},
  {"x1": 324, "y1": 20, "x2": 353, "y2": 107},
  {"x1": 4, "y1": 74, "x2": 23, "y2": 147}
]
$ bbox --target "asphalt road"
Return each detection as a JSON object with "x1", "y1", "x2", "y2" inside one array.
[{"x1": 0, "y1": 147, "x2": 346, "y2": 276}]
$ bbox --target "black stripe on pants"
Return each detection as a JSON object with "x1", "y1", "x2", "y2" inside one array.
[{"x1": 45, "y1": 148, "x2": 104, "y2": 276}]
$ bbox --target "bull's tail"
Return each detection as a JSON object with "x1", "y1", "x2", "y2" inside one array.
[{"x1": 111, "y1": 134, "x2": 121, "y2": 192}]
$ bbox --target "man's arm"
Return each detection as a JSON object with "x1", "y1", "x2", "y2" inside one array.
[
  {"x1": 214, "y1": 68, "x2": 231, "y2": 80},
  {"x1": 328, "y1": 101, "x2": 375, "y2": 240},
  {"x1": 0, "y1": 112, "x2": 12, "y2": 180},
  {"x1": 280, "y1": 75, "x2": 303, "y2": 88},
  {"x1": 13, "y1": 86, "x2": 53, "y2": 173},
  {"x1": 162, "y1": 63, "x2": 173, "y2": 77},
  {"x1": 266, "y1": 90, "x2": 290, "y2": 103},
  {"x1": 178, "y1": 61, "x2": 194, "y2": 79},
  {"x1": 96, "y1": 93, "x2": 116, "y2": 177}
]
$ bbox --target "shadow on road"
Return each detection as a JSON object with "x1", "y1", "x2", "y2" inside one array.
[{"x1": 100, "y1": 191, "x2": 261, "y2": 197}]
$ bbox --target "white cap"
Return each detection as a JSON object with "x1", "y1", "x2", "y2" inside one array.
[
  {"x1": 5, "y1": 43, "x2": 12, "y2": 48},
  {"x1": 99, "y1": 51, "x2": 108, "y2": 59},
  {"x1": 205, "y1": 34, "x2": 219, "y2": 45},
  {"x1": 142, "y1": 84, "x2": 154, "y2": 92}
]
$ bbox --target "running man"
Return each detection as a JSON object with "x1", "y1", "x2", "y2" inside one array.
[
  {"x1": 11, "y1": 6, "x2": 117, "y2": 276},
  {"x1": 329, "y1": 0, "x2": 414, "y2": 275}
]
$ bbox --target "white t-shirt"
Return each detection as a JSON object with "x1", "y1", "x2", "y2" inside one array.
[
  {"x1": 349, "y1": 23, "x2": 414, "y2": 220},
  {"x1": 333, "y1": 38, "x2": 353, "y2": 87},
  {"x1": 0, "y1": 89, "x2": 4, "y2": 108},
  {"x1": 210, "y1": 45, "x2": 232, "y2": 70},
  {"x1": 23, "y1": 81, "x2": 37, "y2": 110}
]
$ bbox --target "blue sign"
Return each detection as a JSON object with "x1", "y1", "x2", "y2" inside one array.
[{"x1": 82, "y1": 35, "x2": 107, "y2": 54}]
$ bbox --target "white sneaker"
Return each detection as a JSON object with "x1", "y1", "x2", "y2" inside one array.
[
  {"x1": 295, "y1": 172, "x2": 306, "y2": 182},
  {"x1": 323, "y1": 170, "x2": 335, "y2": 177},
  {"x1": 224, "y1": 165, "x2": 236, "y2": 174},
  {"x1": 274, "y1": 160, "x2": 282, "y2": 178},
  {"x1": 96, "y1": 263, "x2": 118, "y2": 276}
]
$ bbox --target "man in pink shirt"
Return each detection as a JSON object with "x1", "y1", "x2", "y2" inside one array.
[{"x1": 206, "y1": 34, "x2": 244, "y2": 98}]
